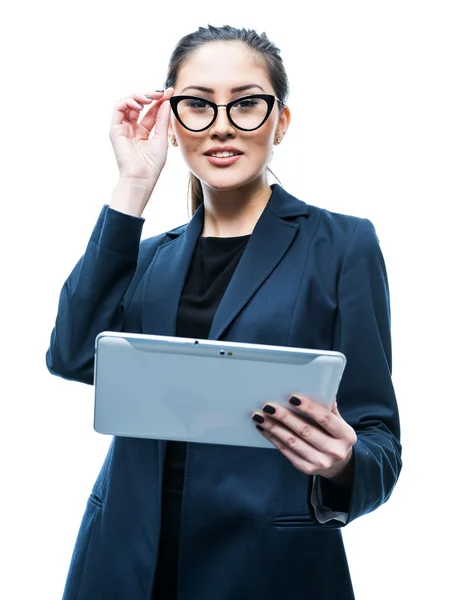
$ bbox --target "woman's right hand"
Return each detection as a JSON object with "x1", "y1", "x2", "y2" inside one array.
[{"x1": 109, "y1": 88, "x2": 175, "y2": 186}]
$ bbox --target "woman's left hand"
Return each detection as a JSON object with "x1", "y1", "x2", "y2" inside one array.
[{"x1": 252, "y1": 396, "x2": 357, "y2": 484}]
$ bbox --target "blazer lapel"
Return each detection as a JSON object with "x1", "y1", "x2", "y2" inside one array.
[
  {"x1": 140, "y1": 184, "x2": 308, "y2": 340},
  {"x1": 209, "y1": 204, "x2": 298, "y2": 339},
  {"x1": 209, "y1": 185, "x2": 308, "y2": 339},
  {"x1": 140, "y1": 204, "x2": 205, "y2": 335}
]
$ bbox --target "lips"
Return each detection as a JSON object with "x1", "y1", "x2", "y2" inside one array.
[
  {"x1": 208, "y1": 151, "x2": 240, "y2": 158},
  {"x1": 204, "y1": 153, "x2": 243, "y2": 166},
  {"x1": 204, "y1": 146, "x2": 243, "y2": 157}
]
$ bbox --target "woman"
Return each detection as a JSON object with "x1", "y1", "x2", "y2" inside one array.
[{"x1": 47, "y1": 24, "x2": 402, "y2": 600}]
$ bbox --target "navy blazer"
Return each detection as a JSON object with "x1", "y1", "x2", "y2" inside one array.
[{"x1": 47, "y1": 184, "x2": 402, "y2": 600}]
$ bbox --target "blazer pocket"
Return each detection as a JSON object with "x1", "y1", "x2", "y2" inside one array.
[{"x1": 272, "y1": 514, "x2": 316, "y2": 528}]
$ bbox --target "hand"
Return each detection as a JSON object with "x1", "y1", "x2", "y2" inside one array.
[
  {"x1": 252, "y1": 396, "x2": 357, "y2": 484},
  {"x1": 109, "y1": 88, "x2": 175, "y2": 185}
]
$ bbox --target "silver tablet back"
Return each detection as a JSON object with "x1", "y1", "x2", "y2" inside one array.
[{"x1": 93, "y1": 332, "x2": 346, "y2": 449}]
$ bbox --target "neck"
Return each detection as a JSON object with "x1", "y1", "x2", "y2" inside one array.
[{"x1": 201, "y1": 177, "x2": 272, "y2": 238}]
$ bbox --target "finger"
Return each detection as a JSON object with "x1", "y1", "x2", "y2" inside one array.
[
  {"x1": 111, "y1": 97, "x2": 148, "y2": 127},
  {"x1": 121, "y1": 91, "x2": 165, "y2": 104},
  {"x1": 256, "y1": 413, "x2": 324, "y2": 461},
  {"x1": 139, "y1": 98, "x2": 166, "y2": 132},
  {"x1": 143, "y1": 90, "x2": 165, "y2": 99},
  {"x1": 122, "y1": 91, "x2": 164, "y2": 104},
  {"x1": 256, "y1": 427, "x2": 319, "y2": 475},
  {"x1": 110, "y1": 90, "x2": 168, "y2": 128},
  {"x1": 151, "y1": 100, "x2": 172, "y2": 141},
  {"x1": 139, "y1": 88, "x2": 174, "y2": 132},
  {"x1": 286, "y1": 395, "x2": 355, "y2": 442},
  {"x1": 257, "y1": 401, "x2": 336, "y2": 447},
  {"x1": 253, "y1": 409, "x2": 334, "y2": 455}
]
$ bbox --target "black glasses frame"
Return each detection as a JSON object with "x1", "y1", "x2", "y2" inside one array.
[{"x1": 169, "y1": 94, "x2": 283, "y2": 132}]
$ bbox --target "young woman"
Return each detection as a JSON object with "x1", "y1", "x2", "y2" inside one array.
[{"x1": 47, "y1": 24, "x2": 402, "y2": 600}]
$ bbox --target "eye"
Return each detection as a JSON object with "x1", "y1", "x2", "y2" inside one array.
[
  {"x1": 185, "y1": 98, "x2": 211, "y2": 110},
  {"x1": 233, "y1": 98, "x2": 262, "y2": 110}
]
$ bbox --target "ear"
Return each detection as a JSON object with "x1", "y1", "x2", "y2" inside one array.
[
  {"x1": 274, "y1": 104, "x2": 291, "y2": 145},
  {"x1": 168, "y1": 122, "x2": 178, "y2": 147}
]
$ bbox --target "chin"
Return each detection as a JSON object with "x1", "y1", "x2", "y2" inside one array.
[
  {"x1": 203, "y1": 179, "x2": 247, "y2": 193},
  {"x1": 195, "y1": 167, "x2": 263, "y2": 193}
]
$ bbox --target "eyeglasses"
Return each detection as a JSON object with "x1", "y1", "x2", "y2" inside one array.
[{"x1": 169, "y1": 94, "x2": 283, "y2": 132}]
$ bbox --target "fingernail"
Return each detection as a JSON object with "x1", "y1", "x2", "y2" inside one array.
[
  {"x1": 255, "y1": 424, "x2": 265, "y2": 432},
  {"x1": 144, "y1": 91, "x2": 164, "y2": 99},
  {"x1": 252, "y1": 413, "x2": 265, "y2": 424},
  {"x1": 289, "y1": 396, "x2": 301, "y2": 406},
  {"x1": 262, "y1": 404, "x2": 276, "y2": 415}
]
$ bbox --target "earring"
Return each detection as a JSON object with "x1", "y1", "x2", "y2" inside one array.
[
  {"x1": 170, "y1": 137, "x2": 176, "y2": 145},
  {"x1": 276, "y1": 137, "x2": 282, "y2": 144}
]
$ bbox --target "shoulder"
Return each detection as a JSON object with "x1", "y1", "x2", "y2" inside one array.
[
  {"x1": 275, "y1": 185, "x2": 377, "y2": 244},
  {"x1": 276, "y1": 186, "x2": 385, "y2": 274},
  {"x1": 308, "y1": 207, "x2": 387, "y2": 283},
  {"x1": 308, "y1": 202, "x2": 375, "y2": 236},
  {"x1": 139, "y1": 223, "x2": 188, "y2": 252},
  {"x1": 301, "y1": 201, "x2": 380, "y2": 256}
]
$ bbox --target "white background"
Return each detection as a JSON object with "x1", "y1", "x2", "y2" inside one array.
[{"x1": 1, "y1": 1, "x2": 449, "y2": 598}]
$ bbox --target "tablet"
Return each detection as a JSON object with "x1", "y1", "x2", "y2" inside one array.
[{"x1": 93, "y1": 332, "x2": 346, "y2": 450}]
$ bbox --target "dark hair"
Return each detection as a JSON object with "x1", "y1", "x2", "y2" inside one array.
[{"x1": 164, "y1": 24, "x2": 290, "y2": 218}]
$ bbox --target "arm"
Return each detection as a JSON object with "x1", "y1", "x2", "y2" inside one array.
[
  {"x1": 253, "y1": 218, "x2": 402, "y2": 525},
  {"x1": 45, "y1": 202, "x2": 163, "y2": 385},
  {"x1": 46, "y1": 87, "x2": 175, "y2": 386},
  {"x1": 319, "y1": 217, "x2": 402, "y2": 523}
]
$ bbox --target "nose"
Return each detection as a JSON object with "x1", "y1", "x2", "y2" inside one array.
[{"x1": 209, "y1": 105, "x2": 236, "y2": 139}]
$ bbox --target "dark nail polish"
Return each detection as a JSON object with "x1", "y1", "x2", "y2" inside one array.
[
  {"x1": 252, "y1": 413, "x2": 265, "y2": 424},
  {"x1": 255, "y1": 424, "x2": 264, "y2": 431},
  {"x1": 289, "y1": 396, "x2": 301, "y2": 406},
  {"x1": 263, "y1": 404, "x2": 276, "y2": 415}
]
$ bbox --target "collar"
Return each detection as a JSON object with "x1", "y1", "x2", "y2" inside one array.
[{"x1": 166, "y1": 184, "x2": 308, "y2": 240}]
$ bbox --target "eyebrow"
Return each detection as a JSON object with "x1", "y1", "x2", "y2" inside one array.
[{"x1": 179, "y1": 84, "x2": 266, "y2": 94}]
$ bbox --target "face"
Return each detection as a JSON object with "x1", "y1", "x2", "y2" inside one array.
[{"x1": 169, "y1": 41, "x2": 290, "y2": 193}]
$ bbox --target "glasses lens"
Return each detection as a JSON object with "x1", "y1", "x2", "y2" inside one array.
[
  {"x1": 177, "y1": 98, "x2": 215, "y2": 131},
  {"x1": 230, "y1": 97, "x2": 269, "y2": 130}
]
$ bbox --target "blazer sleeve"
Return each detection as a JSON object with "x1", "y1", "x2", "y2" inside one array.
[
  {"x1": 45, "y1": 205, "x2": 158, "y2": 385},
  {"x1": 315, "y1": 217, "x2": 402, "y2": 525}
]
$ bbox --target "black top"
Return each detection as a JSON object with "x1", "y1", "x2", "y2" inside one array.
[{"x1": 151, "y1": 234, "x2": 251, "y2": 600}]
